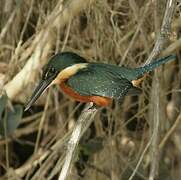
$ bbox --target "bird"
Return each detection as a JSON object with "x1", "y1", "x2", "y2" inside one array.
[{"x1": 25, "y1": 52, "x2": 176, "y2": 111}]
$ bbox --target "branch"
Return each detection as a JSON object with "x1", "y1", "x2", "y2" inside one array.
[
  {"x1": 145, "y1": 1, "x2": 176, "y2": 180},
  {"x1": 58, "y1": 103, "x2": 98, "y2": 180},
  {"x1": 148, "y1": 70, "x2": 161, "y2": 180},
  {"x1": 144, "y1": 0, "x2": 176, "y2": 65},
  {"x1": 129, "y1": 0, "x2": 177, "y2": 179},
  {"x1": 148, "y1": 0, "x2": 176, "y2": 179}
]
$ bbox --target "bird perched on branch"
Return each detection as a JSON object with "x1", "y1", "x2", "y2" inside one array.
[{"x1": 25, "y1": 52, "x2": 176, "y2": 111}]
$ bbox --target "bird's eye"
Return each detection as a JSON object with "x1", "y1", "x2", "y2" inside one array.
[
  {"x1": 49, "y1": 67, "x2": 56, "y2": 73},
  {"x1": 42, "y1": 67, "x2": 56, "y2": 80}
]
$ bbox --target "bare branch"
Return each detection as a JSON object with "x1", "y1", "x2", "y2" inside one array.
[
  {"x1": 148, "y1": 71, "x2": 161, "y2": 180},
  {"x1": 144, "y1": 0, "x2": 177, "y2": 65},
  {"x1": 58, "y1": 103, "x2": 98, "y2": 180},
  {"x1": 145, "y1": 1, "x2": 177, "y2": 180},
  {"x1": 129, "y1": 0, "x2": 177, "y2": 179}
]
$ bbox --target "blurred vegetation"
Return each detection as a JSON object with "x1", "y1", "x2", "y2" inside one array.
[{"x1": 0, "y1": 0, "x2": 181, "y2": 179}]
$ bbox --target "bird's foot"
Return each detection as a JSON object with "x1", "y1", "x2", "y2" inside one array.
[{"x1": 83, "y1": 102, "x2": 98, "y2": 113}]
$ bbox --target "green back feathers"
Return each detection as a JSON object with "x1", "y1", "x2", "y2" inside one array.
[
  {"x1": 66, "y1": 54, "x2": 176, "y2": 99},
  {"x1": 67, "y1": 65, "x2": 134, "y2": 99}
]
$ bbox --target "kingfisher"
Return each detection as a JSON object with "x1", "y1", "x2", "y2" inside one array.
[{"x1": 25, "y1": 52, "x2": 176, "y2": 111}]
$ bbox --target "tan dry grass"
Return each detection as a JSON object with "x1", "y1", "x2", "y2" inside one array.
[{"x1": 0, "y1": 0, "x2": 181, "y2": 179}]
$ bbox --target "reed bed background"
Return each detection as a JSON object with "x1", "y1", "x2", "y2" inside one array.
[{"x1": 0, "y1": 0, "x2": 181, "y2": 179}]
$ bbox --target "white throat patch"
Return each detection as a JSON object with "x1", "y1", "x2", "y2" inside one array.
[{"x1": 51, "y1": 63, "x2": 88, "y2": 85}]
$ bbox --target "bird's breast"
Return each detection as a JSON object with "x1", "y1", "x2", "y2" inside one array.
[{"x1": 59, "y1": 82, "x2": 111, "y2": 106}]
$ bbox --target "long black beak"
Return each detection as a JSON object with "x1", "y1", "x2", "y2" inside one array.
[{"x1": 24, "y1": 79, "x2": 52, "y2": 111}]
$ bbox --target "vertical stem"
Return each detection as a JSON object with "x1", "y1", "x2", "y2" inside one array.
[
  {"x1": 148, "y1": 70, "x2": 160, "y2": 180},
  {"x1": 144, "y1": 0, "x2": 176, "y2": 65}
]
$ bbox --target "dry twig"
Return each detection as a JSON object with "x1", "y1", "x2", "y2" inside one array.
[
  {"x1": 58, "y1": 103, "x2": 97, "y2": 180},
  {"x1": 0, "y1": 0, "x2": 179, "y2": 179}
]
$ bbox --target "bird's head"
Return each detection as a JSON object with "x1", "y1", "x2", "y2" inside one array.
[{"x1": 25, "y1": 52, "x2": 87, "y2": 111}]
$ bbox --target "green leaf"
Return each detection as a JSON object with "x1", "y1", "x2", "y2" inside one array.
[
  {"x1": 0, "y1": 94, "x2": 8, "y2": 117},
  {"x1": 0, "y1": 105, "x2": 23, "y2": 136}
]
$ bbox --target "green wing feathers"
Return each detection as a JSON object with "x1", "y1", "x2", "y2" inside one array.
[
  {"x1": 67, "y1": 65, "x2": 134, "y2": 99},
  {"x1": 66, "y1": 54, "x2": 176, "y2": 99}
]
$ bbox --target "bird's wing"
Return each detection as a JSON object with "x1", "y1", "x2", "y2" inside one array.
[{"x1": 66, "y1": 64, "x2": 138, "y2": 99}]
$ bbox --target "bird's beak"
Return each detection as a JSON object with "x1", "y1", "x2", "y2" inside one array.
[{"x1": 24, "y1": 78, "x2": 53, "y2": 111}]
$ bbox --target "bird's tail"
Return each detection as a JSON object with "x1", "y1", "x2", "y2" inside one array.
[{"x1": 134, "y1": 54, "x2": 176, "y2": 79}]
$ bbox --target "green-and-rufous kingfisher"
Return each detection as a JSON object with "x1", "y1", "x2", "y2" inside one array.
[{"x1": 25, "y1": 52, "x2": 176, "y2": 111}]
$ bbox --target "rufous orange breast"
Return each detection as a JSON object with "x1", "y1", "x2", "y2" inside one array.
[{"x1": 60, "y1": 82, "x2": 111, "y2": 106}]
